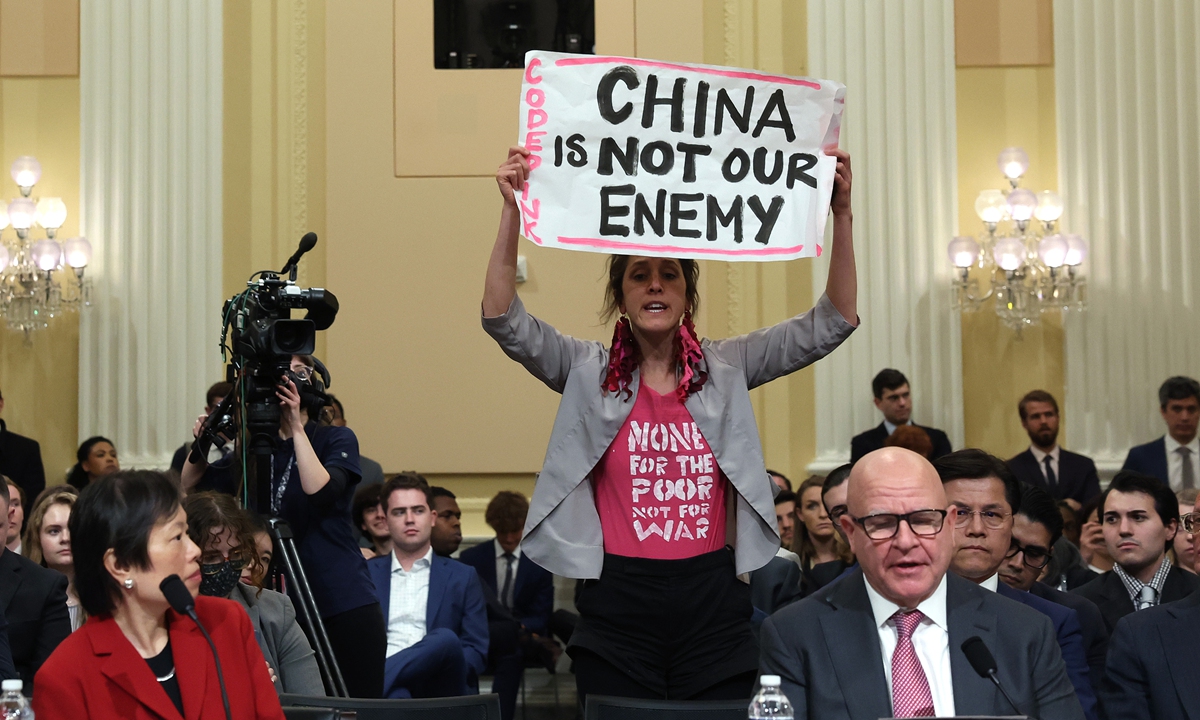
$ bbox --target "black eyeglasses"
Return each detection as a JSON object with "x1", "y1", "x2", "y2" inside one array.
[
  {"x1": 200, "y1": 553, "x2": 250, "y2": 576},
  {"x1": 829, "y1": 505, "x2": 849, "y2": 523},
  {"x1": 1005, "y1": 539, "x2": 1052, "y2": 569},
  {"x1": 852, "y1": 509, "x2": 947, "y2": 540},
  {"x1": 1183, "y1": 512, "x2": 1199, "y2": 535}
]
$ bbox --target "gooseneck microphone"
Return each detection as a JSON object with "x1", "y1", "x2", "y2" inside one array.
[
  {"x1": 161, "y1": 575, "x2": 232, "y2": 720},
  {"x1": 961, "y1": 636, "x2": 1038, "y2": 720}
]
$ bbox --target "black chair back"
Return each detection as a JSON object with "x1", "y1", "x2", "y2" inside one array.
[
  {"x1": 279, "y1": 693, "x2": 502, "y2": 720},
  {"x1": 583, "y1": 694, "x2": 749, "y2": 720},
  {"x1": 282, "y1": 708, "x2": 339, "y2": 720}
]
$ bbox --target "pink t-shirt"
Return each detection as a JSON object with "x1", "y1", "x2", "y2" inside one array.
[{"x1": 592, "y1": 384, "x2": 728, "y2": 559}]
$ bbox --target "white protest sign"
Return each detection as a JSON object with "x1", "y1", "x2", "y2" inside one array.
[{"x1": 516, "y1": 51, "x2": 845, "y2": 261}]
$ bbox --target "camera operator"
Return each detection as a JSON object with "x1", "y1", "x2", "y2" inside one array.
[{"x1": 181, "y1": 355, "x2": 386, "y2": 698}]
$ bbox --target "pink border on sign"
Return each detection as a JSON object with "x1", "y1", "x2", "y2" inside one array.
[
  {"x1": 558, "y1": 236, "x2": 805, "y2": 257},
  {"x1": 554, "y1": 56, "x2": 822, "y2": 90}
]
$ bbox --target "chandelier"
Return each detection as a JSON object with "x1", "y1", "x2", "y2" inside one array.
[
  {"x1": 948, "y1": 147, "x2": 1087, "y2": 332},
  {"x1": 0, "y1": 156, "x2": 93, "y2": 340}
]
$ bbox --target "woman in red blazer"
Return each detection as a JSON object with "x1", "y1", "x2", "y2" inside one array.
[{"x1": 33, "y1": 470, "x2": 284, "y2": 720}]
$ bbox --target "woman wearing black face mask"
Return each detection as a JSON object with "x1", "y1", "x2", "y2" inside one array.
[
  {"x1": 181, "y1": 355, "x2": 385, "y2": 698},
  {"x1": 183, "y1": 491, "x2": 324, "y2": 696}
]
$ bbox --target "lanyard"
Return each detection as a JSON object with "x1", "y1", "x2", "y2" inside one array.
[{"x1": 271, "y1": 454, "x2": 296, "y2": 515}]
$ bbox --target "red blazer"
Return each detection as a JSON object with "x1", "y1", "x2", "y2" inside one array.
[{"x1": 32, "y1": 595, "x2": 285, "y2": 720}]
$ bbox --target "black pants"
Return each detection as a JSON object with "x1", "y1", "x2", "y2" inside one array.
[
  {"x1": 324, "y1": 602, "x2": 387, "y2": 698},
  {"x1": 568, "y1": 548, "x2": 758, "y2": 701}
]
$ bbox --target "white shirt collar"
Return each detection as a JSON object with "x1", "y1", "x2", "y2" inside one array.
[
  {"x1": 1164, "y1": 434, "x2": 1200, "y2": 454},
  {"x1": 883, "y1": 419, "x2": 913, "y2": 436},
  {"x1": 391, "y1": 546, "x2": 433, "y2": 574},
  {"x1": 864, "y1": 572, "x2": 949, "y2": 632},
  {"x1": 978, "y1": 573, "x2": 1000, "y2": 592},
  {"x1": 494, "y1": 538, "x2": 522, "y2": 560},
  {"x1": 1029, "y1": 445, "x2": 1060, "y2": 463}
]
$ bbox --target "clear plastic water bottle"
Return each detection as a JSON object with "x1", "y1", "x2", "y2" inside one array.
[
  {"x1": 749, "y1": 674, "x2": 793, "y2": 719},
  {"x1": 0, "y1": 679, "x2": 32, "y2": 720}
]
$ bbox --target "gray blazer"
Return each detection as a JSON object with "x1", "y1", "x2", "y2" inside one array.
[
  {"x1": 482, "y1": 292, "x2": 855, "y2": 578},
  {"x1": 230, "y1": 583, "x2": 324, "y2": 696},
  {"x1": 759, "y1": 569, "x2": 1085, "y2": 720}
]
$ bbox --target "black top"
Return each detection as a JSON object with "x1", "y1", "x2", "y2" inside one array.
[
  {"x1": 850, "y1": 422, "x2": 952, "y2": 463},
  {"x1": 0, "y1": 420, "x2": 45, "y2": 501},
  {"x1": 144, "y1": 639, "x2": 183, "y2": 716}
]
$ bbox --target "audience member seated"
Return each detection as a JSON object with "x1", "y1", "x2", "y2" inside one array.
[
  {"x1": 850, "y1": 369, "x2": 952, "y2": 463},
  {"x1": 5, "y1": 477, "x2": 24, "y2": 553},
  {"x1": 934, "y1": 449, "x2": 1096, "y2": 719},
  {"x1": 430, "y1": 486, "x2": 463, "y2": 557},
  {"x1": 0, "y1": 389, "x2": 46, "y2": 501},
  {"x1": 1072, "y1": 471, "x2": 1199, "y2": 634},
  {"x1": 353, "y1": 483, "x2": 391, "y2": 559},
  {"x1": 1123, "y1": 376, "x2": 1200, "y2": 488},
  {"x1": 368, "y1": 474, "x2": 487, "y2": 700},
  {"x1": 792, "y1": 475, "x2": 853, "y2": 593},
  {"x1": 24, "y1": 486, "x2": 85, "y2": 631},
  {"x1": 773, "y1": 489, "x2": 797, "y2": 552},
  {"x1": 1078, "y1": 495, "x2": 1113, "y2": 575},
  {"x1": 820, "y1": 463, "x2": 853, "y2": 541},
  {"x1": 760, "y1": 448, "x2": 1083, "y2": 719},
  {"x1": 883, "y1": 424, "x2": 933, "y2": 458},
  {"x1": 170, "y1": 381, "x2": 234, "y2": 474},
  {"x1": 0, "y1": 478, "x2": 69, "y2": 692},
  {"x1": 1001, "y1": 483, "x2": 1108, "y2": 696},
  {"x1": 767, "y1": 469, "x2": 792, "y2": 493},
  {"x1": 33, "y1": 470, "x2": 283, "y2": 719},
  {"x1": 1099, "y1": 489, "x2": 1200, "y2": 719},
  {"x1": 245, "y1": 512, "x2": 275, "y2": 581},
  {"x1": 1060, "y1": 499, "x2": 1082, "y2": 546},
  {"x1": 183, "y1": 491, "x2": 324, "y2": 696},
  {"x1": 1008, "y1": 390, "x2": 1101, "y2": 503},
  {"x1": 324, "y1": 395, "x2": 385, "y2": 486},
  {"x1": 1173, "y1": 488, "x2": 1198, "y2": 574},
  {"x1": 66, "y1": 436, "x2": 120, "y2": 490},
  {"x1": 459, "y1": 491, "x2": 555, "y2": 720},
  {"x1": 1042, "y1": 531, "x2": 1098, "y2": 592}
]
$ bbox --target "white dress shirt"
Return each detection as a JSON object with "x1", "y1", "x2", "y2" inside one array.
[
  {"x1": 1029, "y1": 445, "x2": 1061, "y2": 484},
  {"x1": 864, "y1": 573, "x2": 955, "y2": 718},
  {"x1": 979, "y1": 573, "x2": 1000, "y2": 592},
  {"x1": 386, "y1": 547, "x2": 432, "y2": 657},
  {"x1": 1164, "y1": 435, "x2": 1200, "y2": 491},
  {"x1": 494, "y1": 540, "x2": 521, "y2": 607},
  {"x1": 883, "y1": 419, "x2": 913, "y2": 436}
]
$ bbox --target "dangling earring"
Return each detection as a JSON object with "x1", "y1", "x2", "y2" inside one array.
[
  {"x1": 603, "y1": 314, "x2": 639, "y2": 400},
  {"x1": 123, "y1": 578, "x2": 135, "y2": 589}
]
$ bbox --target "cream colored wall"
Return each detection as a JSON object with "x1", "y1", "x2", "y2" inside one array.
[{"x1": 0, "y1": 77, "x2": 80, "y2": 482}]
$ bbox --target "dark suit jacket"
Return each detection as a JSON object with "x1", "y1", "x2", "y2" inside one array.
[
  {"x1": 1100, "y1": 589, "x2": 1200, "y2": 720},
  {"x1": 850, "y1": 422, "x2": 952, "y2": 463},
  {"x1": 0, "y1": 421, "x2": 45, "y2": 501},
  {"x1": 32, "y1": 595, "x2": 284, "y2": 720},
  {"x1": 759, "y1": 569, "x2": 1084, "y2": 720},
  {"x1": 1122, "y1": 437, "x2": 1170, "y2": 485},
  {"x1": 750, "y1": 556, "x2": 802, "y2": 615},
  {"x1": 458, "y1": 541, "x2": 554, "y2": 636},
  {"x1": 1008, "y1": 448, "x2": 1102, "y2": 503},
  {"x1": 1030, "y1": 580, "x2": 1108, "y2": 695},
  {"x1": 0, "y1": 548, "x2": 70, "y2": 689},
  {"x1": 1072, "y1": 565, "x2": 1199, "y2": 635},
  {"x1": 367, "y1": 552, "x2": 488, "y2": 678},
  {"x1": 0, "y1": 613, "x2": 15, "y2": 681},
  {"x1": 997, "y1": 582, "x2": 1097, "y2": 720}
]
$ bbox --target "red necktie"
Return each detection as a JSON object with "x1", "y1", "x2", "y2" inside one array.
[{"x1": 891, "y1": 609, "x2": 935, "y2": 717}]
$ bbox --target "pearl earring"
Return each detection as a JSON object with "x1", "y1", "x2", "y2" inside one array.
[{"x1": 123, "y1": 578, "x2": 134, "y2": 589}]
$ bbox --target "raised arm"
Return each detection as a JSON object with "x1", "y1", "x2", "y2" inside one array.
[
  {"x1": 483, "y1": 146, "x2": 531, "y2": 318},
  {"x1": 824, "y1": 148, "x2": 857, "y2": 326}
]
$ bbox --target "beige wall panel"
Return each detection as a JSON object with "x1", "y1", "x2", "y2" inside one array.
[
  {"x1": 0, "y1": 0, "x2": 79, "y2": 77},
  {"x1": 956, "y1": 66, "x2": 1064, "y2": 457},
  {"x1": 0, "y1": 77, "x2": 80, "y2": 480},
  {"x1": 955, "y1": 0, "x2": 1053, "y2": 67}
]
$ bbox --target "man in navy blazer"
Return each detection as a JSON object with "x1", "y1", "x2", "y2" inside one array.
[
  {"x1": 850, "y1": 369, "x2": 952, "y2": 462},
  {"x1": 1122, "y1": 376, "x2": 1200, "y2": 488},
  {"x1": 1007, "y1": 390, "x2": 1101, "y2": 503},
  {"x1": 458, "y1": 491, "x2": 554, "y2": 720},
  {"x1": 935, "y1": 449, "x2": 1098, "y2": 719},
  {"x1": 368, "y1": 475, "x2": 488, "y2": 699}
]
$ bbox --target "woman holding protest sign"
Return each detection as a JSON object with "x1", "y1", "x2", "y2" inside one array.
[{"x1": 481, "y1": 143, "x2": 856, "y2": 701}]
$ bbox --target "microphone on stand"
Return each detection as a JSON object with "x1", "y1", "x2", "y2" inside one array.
[
  {"x1": 961, "y1": 636, "x2": 1038, "y2": 720},
  {"x1": 160, "y1": 575, "x2": 232, "y2": 720},
  {"x1": 280, "y1": 232, "x2": 318, "y2": 279}
]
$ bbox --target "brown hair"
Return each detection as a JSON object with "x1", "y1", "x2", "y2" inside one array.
[
  {"x1": 601, "y1": 255, "x2": 700, "y2": 323},
  {"x1": 1018, "y1": 390, "x2": 1059, "y2": 421},
  {"x1": 792, "y1": 474, "x2": 853, "y2": 568},
  {"x1": 484, "y1": 491, "x2": 529, "y2": 534},
  {"x1": 182, "y1": 491, "x2": 266, "y2": 589},
  {"x1": 381, "y1": 472, "x2": 433, "y2": 511},
  {"x1": 23, "y1": 485, "x2": 78, "y2": 566},
  {"x1": 883, "y1": 425, "x2": 934, "y2": 459}
]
